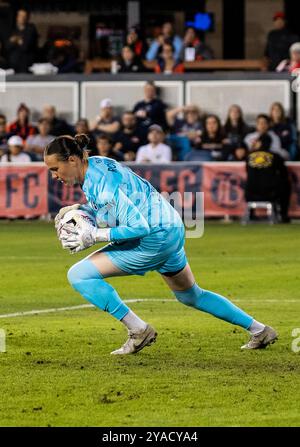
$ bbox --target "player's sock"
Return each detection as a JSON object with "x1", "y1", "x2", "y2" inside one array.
[
  {"x1": 67, "y1": 259, "x2": 130, "y2": 320},
  {"x1": 248, "y1": 319, "x2": 265, "y2": 335},
  {"x1": 121, "y1": 310, "x2": 147, "y2": 332},
  {"x1": 174, "y1": 283, "x2": 253, "y2": 329}
]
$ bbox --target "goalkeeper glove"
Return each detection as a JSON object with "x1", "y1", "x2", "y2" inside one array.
[{"x1": 59, "y1": 214, "x2": 111, "y2": 253}]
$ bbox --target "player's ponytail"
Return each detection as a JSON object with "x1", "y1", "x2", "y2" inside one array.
[{"x1": 44, "y1": 134, "x2": 90, "y2": 161}]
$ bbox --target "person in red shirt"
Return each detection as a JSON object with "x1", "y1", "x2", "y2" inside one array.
[
  {"x1": 154, "y1": 42, "x2": 184, "y2": 74},
  {"x1": 7, "y1": 103, "x2": 36, "y2": 141},
  {"x1": 126, "y1": 25, "x2": 148, "y2": 58}
]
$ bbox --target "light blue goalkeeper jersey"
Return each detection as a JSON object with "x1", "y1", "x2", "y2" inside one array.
[{"x1": 81, "y1": 156, "x2": 182, "y2": 243}]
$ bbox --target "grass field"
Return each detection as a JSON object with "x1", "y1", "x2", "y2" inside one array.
[{"x1": 0, "y1": 220, "x2": 299, "y2": 427}]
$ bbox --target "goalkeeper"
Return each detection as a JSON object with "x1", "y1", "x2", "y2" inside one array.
[{"x1": 44, "y1": 134, "x2": 278, "y2": 354}]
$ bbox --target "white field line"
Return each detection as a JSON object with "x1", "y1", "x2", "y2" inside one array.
[
  {"x1": 0, "y1": 298, "x2": 298, "y2": 320},
  {"x1": 0, "y1": 299, "x2": 174, "y2": 319}
]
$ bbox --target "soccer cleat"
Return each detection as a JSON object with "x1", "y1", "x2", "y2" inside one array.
[
  {"x1": 111, "y1": 324, "x2": 157, "y2": 355},
  {"x1": 241, "y1": 325, "x2": 278, "y2": 350}
]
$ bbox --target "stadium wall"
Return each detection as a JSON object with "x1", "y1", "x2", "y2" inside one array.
[{"x1": 1, "y1": 73, "x2": 296, "y2": 127}]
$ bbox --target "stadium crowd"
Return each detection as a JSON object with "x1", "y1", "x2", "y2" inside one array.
[
  {"x1": 1, "y1": 9, "x2": 300, "y2": 74},
  {"x1": 0, "y1": 81, "x2": 298, "y2": 163}
]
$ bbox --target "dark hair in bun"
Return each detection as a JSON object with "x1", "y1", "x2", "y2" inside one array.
[{"x1": 45, "y1": 133, "x2": 90, "y2": 161}]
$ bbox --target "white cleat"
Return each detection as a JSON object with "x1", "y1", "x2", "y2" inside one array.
[
  {"x1": 111, "y1": 324, "x2": 157, "y2": 355},
  {"x1": 241, "y1": 325, "x2": 278, "y2": 350}
]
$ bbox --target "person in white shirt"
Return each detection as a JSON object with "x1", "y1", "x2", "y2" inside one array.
[
  {"x1": 1, "y1": 135, "x2": 31, "y2": 163},
  {"x1": 135, "y1": 124, "x2": 172, "y2": 163},
  {"x1": 244, "y1": 114, "x2": 289, "y2": 160}
]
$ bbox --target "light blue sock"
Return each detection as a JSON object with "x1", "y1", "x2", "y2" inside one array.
[
  {"x1": 67, "y1": 259, "x2": 130, "y2": 320},
  {"x1": 174, "y1": 283, "x2": 253, "y2": 329}
]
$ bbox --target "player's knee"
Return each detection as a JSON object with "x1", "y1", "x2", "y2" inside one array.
[
  {"x1": 67, "y1": 259, "x2": 101, "y2": 288},
  {"x1": 67, "y1": 262, "x2": 83, "y2": 288},
  {"x1": 173, "y1": 284, "x2": 203, "y2": 307}
]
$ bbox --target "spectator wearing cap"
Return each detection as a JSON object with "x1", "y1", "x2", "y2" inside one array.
[
  {"x1": 146, "y1": 21, "x2": 182, "y2": 61},
  {"x1": 117, "y1": 45, "x2": 146, "y2": 73},
  {"x1": 179, "y1": 27, "x2": 214, "y2": 62},
  {"x1": 126, "y1": 26, "x2": 148, "y2": 58},
  {"x1": 276, "y1": 42, "x2": 300, "y2": 74},
  {"x1": 41, "y1": 105, "x2": 74, "y2": 136},
  {"x1": 154, "y1": 42, "x2": 185, "y2": 74},
  {"x1": 264, "y1": 12, "x2": 298, "y2": 71},
  {"x1": 7, "y1": 103, "x2": 36, "y2": 141},
  {"x1": 92, "y1": 98, "x2": 121, "y2": 137},
  {"x1": 244, "y1": 114, "x2": 290, "y2": 160},
  {"x1": 1, "y1": 135, "x2": 31, "y2": 163},
  {"x1": 25, "y1": 118, "x2": 54, "y2": 161},
  {"x1": 6, "y1": 9, "x2": 38, "y2": 73},
  {"x1": 113, "y1": 111, "x2": 148, "y2": 161},
  {"x1": 133, "y1": 81, "x2": 167, "y2": 130},
  {"x1": 135, "y1": 124, "x2": 172, "y2": 163}
]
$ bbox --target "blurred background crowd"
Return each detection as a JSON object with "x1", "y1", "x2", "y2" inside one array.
[
  {"x1": 0, "y1": 2, "x2": 300, "y2": 74},
  {"x1": 0, "y1": 80, "x2": 298, "y2": 164}
]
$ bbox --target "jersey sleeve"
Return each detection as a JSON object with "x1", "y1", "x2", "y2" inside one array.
[{"x1": 108, "y1": 188, "x2": 150, "y2": 242}]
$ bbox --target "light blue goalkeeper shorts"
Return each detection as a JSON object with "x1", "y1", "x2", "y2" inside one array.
[{"x1": 97, "y1": 222, "x2": 187, "y2": 276}]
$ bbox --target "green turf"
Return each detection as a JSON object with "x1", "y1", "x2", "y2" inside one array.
[{"x1": 0, "y1": 221, "x2": 299, "y2": 427}]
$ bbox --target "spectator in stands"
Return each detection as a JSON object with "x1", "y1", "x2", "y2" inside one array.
[
  {"x1": 264, "y1": 12, "x2": 298, "y2": 71},
  {"x1": 92, "y1": 98, "x2": 121, "y2": 137},
  {"x1": 133, "y1": 81, "x2": 167, "y2": 129},
  {"x1": 6, "y1": 9, "x2": 38, "y2": 73},
  {"x1": 0, "y1": 115, "x2": 11, "y2": 158},
  {"x1": 25, "y1": 118, "x2": 54, "y2": 161},
  {"x1": 245, "y1": 133, "x2": 291, "y2": 223},
  {"x1": 117, "y1": 45, "x2": 146, "y2": 73},
  {"x1": 126, "y1": 25, "x2": 148, "y2": 58},
  {"x1": 244, "y1": 114, "x2": 290, "y2": 160},
  {"x1": 46, "y1": 38, "x2": 81, "y2": 74},
  {"x1": 146, "y1": 21, "x2": 182, "y2": 61},
  {"x1": 75, "y1": 118, "x2": 96, "y2": 155},
  {"x1": 167, "y1": 105, "x2": 202, "y2": 160},
  {"x1": 95, "y1": 134, "x2": 123, "y2": 161},
  {"x1": 276, "y1": 42, "x2": 300, "y2": 74},
  {"x1": 136, "y1": 124, "x2": 172, "y2": 163},
  {"x1": 1, "y1": 135, "x2": 31, "y2": 163},
  {"x1": 41, "y1": 105, "x2": 74, "y2": 136},
  {"x1": 113, "y1": 111, "x2": 147, "y2": 161},
  {"x1": 154, "y1": 42, "x2": 185, "y2": 74},
  {"x1": 223, "y1": 105, "x2": 253, "y2": 157},
  {"x1": 179, "y1": 27, "x2": 214, "y2": 61},
  {"x1": 8, "y1": 103, "x2": 36, "y2": 141},
  {"x1": 269, "y1": 102, "x2": 298, "y2": 160},
  {"x1": 185, "y1": 114, "x2": 228, "y2": 161}
]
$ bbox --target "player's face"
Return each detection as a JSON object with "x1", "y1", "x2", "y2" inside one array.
[{"x1": 45, "y1": 154, "x2": 82, "y2": 186}]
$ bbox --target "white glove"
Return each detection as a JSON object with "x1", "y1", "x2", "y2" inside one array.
[
  {"x1": 59, "y1": 215, "x2": 111, "y2": 254},
  {"x1": 55, "y1": 204, "x2": 81, "y2": 236}
]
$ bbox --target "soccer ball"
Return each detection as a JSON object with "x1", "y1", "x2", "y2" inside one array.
[{"x1": 61, "y1": 208, "x2": 97, "y2": 230}]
